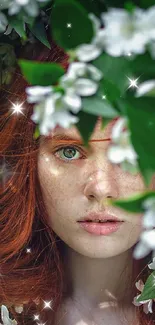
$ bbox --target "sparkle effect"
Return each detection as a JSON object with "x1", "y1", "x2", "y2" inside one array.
[
  {"x1": 9, "y1": 100, "x2": 25, "y2": 116},
  {"x1": 33, "y1": 315, "x2": 40, "y2": 321},
  {"x1": 126, "y1": 76, "x2": 140, "y2": 90},
  {"x1": 43, "y1": 300, "x2": 53, "y2": 310},
  {"x1": 67, "y1": 23, "x2": 72, "y2": 28},
  {"x1": 26, "y1": 248, "x2": 31, "y2": 253},
  {"x1": 102, "y1": 95, "x2": 106, "y2": 99}
]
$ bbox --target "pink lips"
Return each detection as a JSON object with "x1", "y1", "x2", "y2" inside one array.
[
  {"x1": 78, "y1": 212, "x2": 124, "y2": 223},
  {"x1": 78, "y1": 220, "x2": 124, "y2": 235}
]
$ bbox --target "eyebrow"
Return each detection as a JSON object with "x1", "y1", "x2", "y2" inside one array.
[{"x1": 46, "y1": 134, "x2": 111, "y2": 145}]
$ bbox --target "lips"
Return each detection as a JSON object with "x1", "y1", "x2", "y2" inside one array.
[{"x1": 78, "y1": 212, "x2": 124, "y2": 223}]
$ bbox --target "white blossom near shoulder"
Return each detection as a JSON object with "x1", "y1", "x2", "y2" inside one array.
[
  {"x1": 0, "y1": 305, "x2": 17, "y2": 325},
  {"x1": 133, "y1": 197, "x2": 155, "y2": 259},
  {"x1": 132, "y1": 279, "x2": 155, "y2": 314}
]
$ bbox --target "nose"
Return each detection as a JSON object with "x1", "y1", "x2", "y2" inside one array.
[{"x1": 83, "y1": 169, "x2": 119, "y2": 206}]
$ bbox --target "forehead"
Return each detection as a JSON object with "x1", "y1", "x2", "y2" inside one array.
[{"x1": 50, "y1": 117, "x2": 116, "y2": 141}]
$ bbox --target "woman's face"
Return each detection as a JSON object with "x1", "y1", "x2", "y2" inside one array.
[{"x1": 38, "y1": 118, "x2": 154, "y2": 258}]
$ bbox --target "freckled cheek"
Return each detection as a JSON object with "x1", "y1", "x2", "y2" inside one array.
[{"x1": 38, "y1": 161, "x2": 78, "y2": 202}]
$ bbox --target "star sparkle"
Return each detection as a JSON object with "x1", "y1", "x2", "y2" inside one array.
[
  {"x1": 26, "y1": 248, "x2": 31, "y2": 253},
  {"x1": 33, "y1": 314, "x2": 40, "y2": 321},
  {"x1": 42, "y1": 300, "x2": 53, "y2": 310},
  {"x1": 126, "y1": 76, "x2": 140, "y2": 90},
  {"x1": 9, "y1": 100, "x2": 26, "y2": 116},
  {"x1": 67, "y1": 23, "x2": 72, "y2": 28}
]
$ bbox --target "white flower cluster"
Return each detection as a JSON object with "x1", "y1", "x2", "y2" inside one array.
[
  {"x1": 132, "y1": 257, "x2": 155, "y2": 314},
  {"x1": 133, "y1": 197, "x2": 155, "y2": 259},
  {"x1": 0, "y1": 0, "x2": 48, "y2": 32},
  {"x1": 76, "y1": 6, "x2": 155, "y2": 61},
  {"x1": 26, "y1": 62, "x2": 103, "y2": 135}
]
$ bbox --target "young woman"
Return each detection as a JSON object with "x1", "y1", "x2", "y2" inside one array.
[{"x1": 1, "y1": 37, "x2": 155, "y2": 325}]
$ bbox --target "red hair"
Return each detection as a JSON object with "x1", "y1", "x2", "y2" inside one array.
[{"x1": 0, "y1": 35, "x2": 155, "y2": 325}]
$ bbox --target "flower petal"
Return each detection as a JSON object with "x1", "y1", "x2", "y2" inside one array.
[
  {"x1": 135, "y1": 279, "x2": 144, "y2": 292},
  {"x1": 88, "y1": 13, "x2": 101, "y2": 34},
  {"x1": 75, "y1": 78, "x2": 98, "y2": 96},
  {"x1": 67, "y1": 62, "x2": 86, "y2": 79},
  {"x1": 141, "y1": 229, "x2": 155, "y2": 248},
  {"x1": 148, "y1": 257, "x2": 155, "y2": 270},
  {"x1": 135, "y1": 80, "x2": 155, "y2": 97},
  {"x1": 143, "y1": 300, "x2": 153, "y2": 314},
  {"x1": 107, "y1": 145, "x2": 125, "y2": 163},
  {"x1": 87, "y1": 65, "x2": 103, "y2": 81},
  {"x1": 133, "y1": 240, "x2": 151, "y2": 259},
  {"x1": 76, "y1": 44, "x2": 102, "y2": 62},
  {"x1": 111, "y1": 117, "x2": 127, "y2": 142},
  {"x1": 142, "y1": 210, "x2": 155, "y2": 229},
  {"x1": 132, "y1": 295, "x2": 143, "y2": 307},
  {"x1": 63, "y1": 91, "x2": 82, "y2": 113}
]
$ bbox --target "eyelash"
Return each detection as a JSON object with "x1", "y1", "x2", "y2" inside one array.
[{"x1": 53, "y1": 145, "x2": 86, "y2": 162}]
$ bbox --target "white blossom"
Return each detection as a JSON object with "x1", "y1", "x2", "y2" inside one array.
[
  {"x1": 148, "y1": 256, "x2": 155, "y2": 270},
  {"x1": 14, "y1": 305, "x2": 23, "y2": 314},
  {"x1": 8, "y1": 0, "x2": 48, "y2": 17},
  {"x1": 66, "y1": 62, "x2": 103, "y2": 81},
  {"x1": 133, "y1": 229, "x2": 155, "y2": 259},
  {"x1": 0, "y1": 305, "x2": 17, "y2": 325},
  {"x1": 101, "y1": 7, "x2": 149, "y2": 57},
  {"x1": 30, "y1": 91, "x2": 80, "y2": 135},
  {"x1": 60, "y1": 62, "x2": 102, "y2": 96},
  {"x1": 75, "y1": 13, "x2": 105, "y2": 62},
  {"x1": 0, "y1": 12, "x2": 8, "y2": 33},
  {"x1": 26, "y1": 86, "x2": 53, "y2": 103},
  {"x1": 136, "y1": 6, "x2": 155, "y2": 42},
  {"x1": 135, "y1": 80, "x2": 155, "y2": 97},
  {"x1": 107, "y1": 117, "x2": 139, "y2": 172},
  {"x1": 132, "y1": 279, "x2": 155, "y2": 314},
  {"x1": 75, "y1": 43, "x2": 102, "y2": 62},
  {"x1": 141, "y1": 197, "x2": 155, "y2": 229}
]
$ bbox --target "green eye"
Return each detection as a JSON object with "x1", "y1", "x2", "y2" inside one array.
[{"x1": 54, "y1": 145, "x2": 84, "y2": 161}]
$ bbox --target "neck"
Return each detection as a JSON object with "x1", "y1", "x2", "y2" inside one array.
[{"x1": 63, "y1": 246, "x2": 135, "y2": 310}]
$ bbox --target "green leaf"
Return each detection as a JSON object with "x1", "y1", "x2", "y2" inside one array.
[
  {"x1": 129, "y1": 51, "x2": 155, "y2": 82},
  {"x1": 75, "y1": 110, "x2": 98, "y2": 147},
  {"x1": 50, "y1": 0, "x2": 94, "y2": 50},
  {"x1": 140, "y1": 0, "x2": 155, "y2": 9},
  {"x1": 101, "y1": 118, "x2": 112, "y2": 131},
  {"x1": 111, "y1": 191, "x2": 155, "y2": 213},
  {"x1": 93, "y1": 53, "x2": 131, "y2": 96},
  {"x1": 124, "y1": 1, "x2": 136, "y2": 13},
  {"x1": 81, "y1": 80, "x2": 119, "y2": 119},
  {"x1": 117, "y1": 96, "x2": 155, "y2": 186},
  {"x1": 77, "y1": 0, "x2": 100, "y2": 16},
  {"x1": 100, "y1": 78, "x2": 121, "y2": 102},
  {"x1": 18, "y1": 59, "x2": 65, "y2": 86},
  {"x1": 33, "y1": 125, "x2": 40, "y2": 139},
  {"x1": 27, "y1": 20, "x2": 51, "y2": 49},
  {"x1": 8, "y1": 17, "x2": 27, "y2": 40},
  {"x1": 137, "y1": 271, "x2": 155, "y2": 301}
]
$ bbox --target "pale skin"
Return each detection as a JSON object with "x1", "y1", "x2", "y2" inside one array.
[{"x1": 37, "y1": 117, "x2": 154, "y2": 325}]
